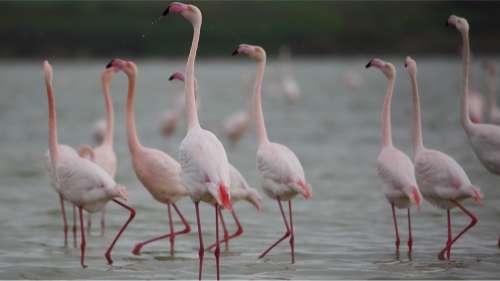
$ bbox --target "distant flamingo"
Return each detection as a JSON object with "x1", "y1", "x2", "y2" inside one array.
[
  {"x1": 165, "y1": 3, "x2": 232, "y2": 280},
  {"x1": 448, "y1": 15, "x2": 500, "y2": 249},
  {"x1": 43, "y1": 60, "x2": 135, "y2": 267},
  {"x1": 483, "y1": 61, "x2": 500, "y2": 124},
  {"x1": 233, "y1": 44, "x2": 312, "y2": 264},
  {"x1": 404, "y1": 55, "x2": 482, "y2": 260},
  {"x1": 365, "y1": 58, "x2": 421, "y2": 254},
  {"x1": 159, "y1": 85, "x2": 185, "y2": 138},
  {"x1": 278, "y1": 46, "x2": 301, "y2": 105},
  {"x1": 101, "y1": 59, "x2": 191, "y2": 257},
  {"x1": 222, "y1": 107, "x2": 251, "y2": 147}
]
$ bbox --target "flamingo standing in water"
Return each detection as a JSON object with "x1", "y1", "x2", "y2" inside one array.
[
  {"x1": 483, "y1": 61, "x2": 500, "y2": 125},
  {"x1": 168, "y1": 71, "x2": 263, "y2": 251},
  {"x1": 365, "y1": 58, "x2": 421, "y2": 254},
  {"x1": 164, "y1": 3, "x2": 232, "y2": 280},
  {"x1": 404, "y1": 55, "x2": 482, "y2": 260},
  {"x1": 100, "y1": 59, "x2": 191, "y2": 257},
  {"x1": 233, "y1": 44, "x2": 312, "y2": 264},
  {"x1": 43, "y1": 60, "x2": 136, "y2": 267},
  {"x1": 448, "y1": 15, "x2": 500, "y2": 248}
]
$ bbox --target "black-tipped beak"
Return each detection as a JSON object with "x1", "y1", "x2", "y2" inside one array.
[
  {"x1": 168, "y1": 74, "x2": 175, "y2": 81},
  {"x1": 232, "y1": 49, "x2": 239, "y2": 56},
  {"x1": 365, "y1": 61, "x2": 372, "y2": 68},
  {"x1": 106, "y1": 60, "x2": 114, "y2": 69},
  {"x1": 162, "y1": 6, "x2": 170, "y2": 16}
]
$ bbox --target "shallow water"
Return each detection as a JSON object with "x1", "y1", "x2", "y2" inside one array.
[{"x1": 0, "y1": 58, "x2": 499, "y2": 279}]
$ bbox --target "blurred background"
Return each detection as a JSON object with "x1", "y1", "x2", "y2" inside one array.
[{"x1": 1, "y1": 1, "x2": 500, "y2": 58}]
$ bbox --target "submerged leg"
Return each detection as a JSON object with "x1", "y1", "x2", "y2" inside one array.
[
  {"x1": 391, "y1": 203, "x2": 400, "y2": 252},
  {"x1": 438, "y1": 201, "x2": 477, "y2": 260},
  {"x1": 73, "y1": 205, "x2": 78, "y2": 248},
  {"x1": 207, "y1": 208, "x2": 244, "y2": 251},
  {"x1": 214, "y1": 205, "x2": 221, "y2": 280},
  {"x1": 104, "y1": 199, "x2": 136, "y2": 265},
  {"x1": 289, "y1": 200, "x2": 295, "y2": 264},
  {"x1": 100, "y1": 205, "x2": 106, "y2": 236},
  {"x1": 59, "y1": 195, "x2": 68, "y2": 247},
  {"x1": 218, "y1": 208, "x2": 229, "y2": 251},
  {"x1": 407, "y1": 208, "x2": 413, "y2": 254},
  {"x1": 195, "y1": 202, "x2": 204, "y2": 280},
  {"x1": 78, "y1": 207, "x2": 87, "y2": 268},
  {"x1": 439, "y1": 209, "x2": 452, "y2": 260},
  {"x1": 258, "y1": 198, "x2": 291, "y2": 259},
  {"x1": 167, "y1": 203, "x2": 175, "y2": 256}
]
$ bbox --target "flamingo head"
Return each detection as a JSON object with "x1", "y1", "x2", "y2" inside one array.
[
  {"x1": 102, "y1": 62, "x2": 119, "y2": 82},
  {"x1": 404, "y1": 56, "x2": 418, "y2": 76},
  {"x1": 169, "y1": 71, "x2": 185, "y2": 82},
  {"x1": 112, "y1": 184, "x2": 128, "y2": 201},
  {"x1": 43, "y1": 60, "x2": 54, "y2": 88},
  {"x1": 446, "y1": 15, "x2": 469, "y2": 33},
  {"x1": 232, "y1": 44, "x2": 266, "y2": 62},
  {"x1": 106, "y1": 59, "x2": 137, "y2": 77},
  {"x1": 297, "y1": 179, "x2": 312, "y2": 200},
  {"x1": 163, "y1": 2, "x2": 201, "y2": 25},
  {"x1": 365, "y1": 58, "x2": 395, "y2": 80}
]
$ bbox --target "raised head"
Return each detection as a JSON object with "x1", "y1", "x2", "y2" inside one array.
[
  {"x1": 446, "y1": 15, "x2": 469, "y2": 33},
  {"x1": 169, "y1": 71, "x2": 185, "y2": 82},
  {"x1": 162, "y1": 2, "x2": 202, "y2": 25},
  {"x1": 404, "y1": 56, "x2": 418, "y2": 76},
  {"x1": 366, "y1": 58, "x2": 395, "y2": 80},
  {"x1": 106, "y1": 59, "x2": 137, "y2": 77},
  {"x1": 232, "y1": 44, "x2": 266, "y2": 62}
]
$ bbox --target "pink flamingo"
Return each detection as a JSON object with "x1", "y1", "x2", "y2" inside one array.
[
  {"x1": 365, "y1": 58, "x2": 421, "y2": 254},
  {"x1": 43, "y1": 60, "x2": 135, "y2": 267},
  {"x1": 165, "y1": 3, "x2": 232, "y2": 280},
  {"x1": 483, "y1": 61, "x2": 500, "y2": 125},
  {"x1": 404, "y1": 55, "x2": 482, "y2": 260},
  {"x1": 233, "y1": 44, "x2": 312, "y2": 264},
  {"x1": 101, "y1": 59, "x2": 191, "y2": 257},
  {"x1": 168, "y1": 71, "x2": 262, "y2": 251},
  {"x1": 448, "y1": 15, "x2": 500, "y2": 248}
]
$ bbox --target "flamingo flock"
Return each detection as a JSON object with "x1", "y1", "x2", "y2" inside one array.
[{"x1": 40, "y1": 3, "x2": 500, "y2": 279}]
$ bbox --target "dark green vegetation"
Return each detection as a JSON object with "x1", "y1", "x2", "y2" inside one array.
[{"x1": 1, "y1": 1, "x2": 499, "y2": 58}]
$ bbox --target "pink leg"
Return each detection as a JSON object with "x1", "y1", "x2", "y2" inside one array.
[
  {"x1": 214, "y1": 205, "x2": 221, "y2": 280},
  {"x1": 104, "y1": 199, "x2": 136, "y2": 265},
  {"x1": 78, "y1": 207, "x2": 87, "y2": 268},
  {"x1": 438, "y1": 201, "x2": 478, "y2": 260},
  {"x1": 207, "y1": 209, "x2": 244, "y2": 251},
  {"x1": 219, "y1": 208, "x2": 229, "y2": 251},
  {"x1": 391, "y1": 203, "x2": 400, "y2": 251},
  {"x1": 73, "y1": 205, "x2": 78, "y2": 248},
  {"x1": 289, "y1": 200, "x2": 295, "y2": 264},
  {"x1": 258, "y1": 198, "x2": 291, "y2": 259},
  {"x1": 167, "y1": 203, "x2": 175, "y2": 256},
  {"x1": 439, "y1": 209, "x2": 452, "y2": 260},
  {"x1": 59, "y1": 195, "x2": 68, "y2": 247},
  {"x1": 407, "y1": 208, "x2": 413, "y2": 254},
  {"x1": 100, "y1": 205, "x2": 106, "y2": 236},
  {"x1": 131, "y1": 203, "x2": 190, "y2": 256},
  {"x1": 195, "y1": 202, "x2": 204, "y2": 280}
]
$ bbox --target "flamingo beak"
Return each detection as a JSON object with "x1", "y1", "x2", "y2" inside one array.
[
  {"x1": 365, "y1": 60, "x2": 372, "y2": 68},
  {"x1": 232, "y1": 49, "x2": 239, "y2": 56},
  {"x1": 412, "y1": 187, "x2": 421, "y2": 210},
  {"x1": 219, "y1": 183, "x2": 232, "y2": 210},
  {"x1": 298, "y1": 180, "x2": 312, "y2": 199},
  {"x1": 105, "y1": 60, "x2": 114, "y2": 69}
]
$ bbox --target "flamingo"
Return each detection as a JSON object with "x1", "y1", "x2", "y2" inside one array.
[
  {"x1": 483, "y1": 61, "x2": 500, "y2": 125},
  {"x1": 168, "y1": 71, "x2": 262, "y2": 251},
  {"x1": 100, "y1": 59, "x2": 191, "y2": 257},
  {"x1": 164, "y1": 3, "x2": 232, "y2": 280},
  {"x1": 448, "y1": 14, "x2": 500, "y2": 249},
  {"x1": 232, "y1": 44, "x2": 312, "y2": 264},
  {"x1": 365, "y1": 58, "x2": 421, "y2": 254},
  {"x1": 404, "y1": 55, "x2": 482, "y2": 260},
  {"x1": 222, "y1": 109, "x2": 251, "y2": 147},
  {"x1": 42, "y1": 60, "x2": 136, "y2": 267}
]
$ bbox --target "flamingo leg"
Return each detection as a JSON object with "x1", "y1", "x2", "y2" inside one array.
[
  {"x1": 100, "y1": 205, "x2": 106, "y2": 236},
  {"x1": 207, "y1": 208, "x2": 244, "y2": 251},
  {"x1": 218, "y1": 208, "x2": 229, "y2": 251},
  {"x1": 289, "y1": 200, "x2": 295, "y2": 264},
  {"x1": 258, "y1": 198, "x2": 291, "y2": 259},
  {"x1": 104, "y1": 199, "x2": 136, "y2": 265},
  {"x1": 407, "y1": 208, "x2": 413, "y2": 254},
  {"x1": 439, "y1": 209, "x2": 452, "y2": 260},
  {"x1": 131, "y1": 203, "x2": 190, "y2": 256},
  {"x1": 391, "y1": 203, "x2": 400, "y2": 251},
  {"x1": 73, "y1": 205, "x2": 78, "y2": 248},
  {"x1": 78, "y1": 206, "x2": 87, "y2": 268},
  {"x1": 438, "y1": 201, "x2": 478, "y2": 260},
  {"x1": 214, "y1": 205, "x2": 221, "y2": 280},
  {"x1": 195, "y1": 202, "x2": 204, "y2": 280},
  {"x1": 167, "y1": 203, "x2": 175, "y2": 256},
  {"x1": 59, "y1": 194, "x2": 68, "y2": 247},
  {"x1": 86, "y1": 212, "x2": 92, "y2": 235}
]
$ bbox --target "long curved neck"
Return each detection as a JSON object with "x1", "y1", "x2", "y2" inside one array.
[
  {"x1": 185, "y1": 21, "x2": 201, "y2": 129},
  {"x1": 381, "y1": 75, "x2": 395, "y2": 147},
  {"x1": 409, "y1": 72, "x2": 424, "y2": 154},
  {"x1": 461, "y1": 30, "x2": 474, "y2": 132},
  {"x1": 488, "y1": 70, "x2": 497, "y2": 114},
  {"x1": 254, "y1": 58, "x2": 269, "y2": 145},
  {"x1": 126, "y1": 73, "x2": 141, "y2": 154},
  {"x1": 46, "y1": 81, "x2": 59, "y2": 163},
  {"x1": 102, "y1": 76, "x2": 114, "y2": 146}
]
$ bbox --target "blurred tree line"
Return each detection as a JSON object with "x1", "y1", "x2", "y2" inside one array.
[{"x1": 1, "y1": 1, "x2": 499, "y2": 58}]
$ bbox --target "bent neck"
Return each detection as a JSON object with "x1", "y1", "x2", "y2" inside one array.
[
  {"x1": 185, "y1": 22, "x2": 201, "y2": 130},
  {"x1": 126, "y1": 73, "x2": 142, "y2": 153},
  {"x1": 381, "y1": 75, "x2": 395, "y2": 147},
  {"x1": 46, "y1": 82, "x2": 59, "y2": 163},
  {"x1": 254, "y1": 58, "x2": 269, "y2": 146},
  {"x1": 409, "y1": 73, "x2": 424, "y2": 154},
  {"x1": 461, "y1": 31, "x2": 474, "y2": 132},
  {"x1": 102, "y1": 76, "x2": 114, "y2": 147}
]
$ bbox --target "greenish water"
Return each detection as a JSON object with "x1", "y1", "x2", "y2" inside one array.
[{"x1": 0, "y1": 58, "x2": 499, "y2": 279}]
